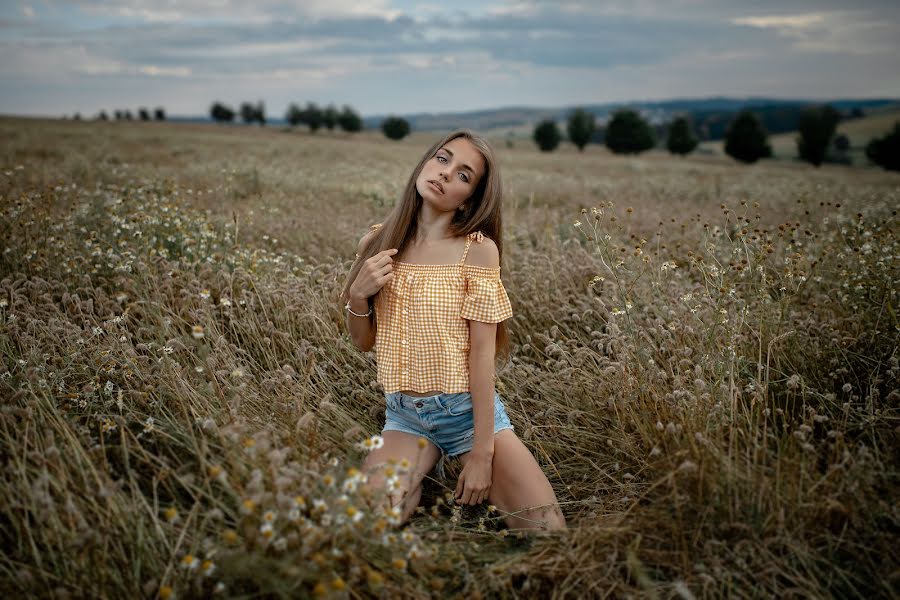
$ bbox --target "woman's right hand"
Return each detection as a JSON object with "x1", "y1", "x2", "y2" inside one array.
[{"x1": 349, "y1": 248, "x2": 399, "y2": 302}]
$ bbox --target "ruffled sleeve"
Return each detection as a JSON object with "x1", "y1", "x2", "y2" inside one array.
[{"x1": 460, "y1": 266, "x2": 513, "y2": 323}]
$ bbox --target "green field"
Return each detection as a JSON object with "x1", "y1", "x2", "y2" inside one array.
[{"x1": 1, "y1": 117, "x2": 897, "y2": 598}]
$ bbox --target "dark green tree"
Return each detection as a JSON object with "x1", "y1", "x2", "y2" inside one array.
[
  {"x1": 865, "y1": 121, "x2": 900, "y2": 172},
  {"x1": 533, "y1": 119, "x2": 561, "y2": 152},
  {"x1": 666, "y1": 116, "x2": 698, "y2": 156},
  {"x1": 566, "y1": 108, "x2": 595, "y2": 151},
  {"x1": 604, "y1": 109, "x2": 655, "y2": 154},
  {"x1": 97, "y1": 110, "x2": 109, "y2": 121},
  {"x1": 303, "y1": 102, "x2": 323, "y2": 132},
  {"x1": 138, "y1": 108, "x2": 150, "y2": 121},
  {"x1": 124, "y1": 110, "x2": 133, "y2": 121},
  {"x1": 382, "y1": 116, "x2": 410, "y2": 140},
  {"x1": 154, "y1": 107, "x2": 166, "y2": 121},
  {"x1": 323, "y1": 104, "x2": 338, "y2": 130},
  {"x1": 724, "y1": 110, "x2": 772, "y2": 164},
  {"x1": 240, "y1": 102, "x2": 256, "y2": 124},
  {"x1": 285, "y1": 103, "x2": 303, "y2": 126},
  {"x1": 797, "y1": 104, "x2": 841, "y2": 167},
  {"x1": 114, "y1": 110, "x2": 123, "y2": 120},
  {"x1": 210, "y1": 102, "x2": 235, "y2": 123},
  {"x1": 254, "y1": 101, "x2": 266, "y2": 126},
  {"x1": 338, "y1": 106, "x2": 363, "y2": 132}
]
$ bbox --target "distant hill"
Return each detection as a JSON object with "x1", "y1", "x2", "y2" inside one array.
[{"x1": 362, "y1": 97, "x2": 899, "y2": 140}]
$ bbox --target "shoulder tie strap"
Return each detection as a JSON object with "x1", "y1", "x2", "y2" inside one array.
[{"x1": 458, "y1": 231, "x2": 484, "y2": 265}]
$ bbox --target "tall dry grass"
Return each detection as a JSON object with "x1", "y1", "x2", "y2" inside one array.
[{"x1": 1, "y1": 117, "x2": 898, "y2": 598}]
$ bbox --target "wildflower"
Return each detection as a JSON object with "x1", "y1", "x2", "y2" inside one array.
[
  {"x1": 213, "y1": 582, "x2": 226, "y2": 594},
  {"x1": 263, "y1": 510, "x2": 276, "y2": 523},
  {"x1": 357, "y1": 435, "x2": 385, "y2": 451},
  {"x1": 407, "y1": 545, "x2": 424, "y2": 559},
  {"x1": 192, "y1": 325, "x2": 205, "y2": 339},
  {"x1": 230, "y1": 367, "x2": 244, "y2": 378},
  {"x1": 0, "y1": 298, "x2": 7, "y2": 308},
  {"x1": 260, "y1": 522, "x2": 274, "y2": 540},
  {"x1": 163, "y1": 345, "x2": 174, "y2": 355},
  {"x1": 331, "y1": 577, "x2": 346, "y2": 591},
  {"x1": 104, "y1": 380, "x2": 114, "y2": 396},
  {"x1": 143, "y1": 417, "x2": 155, "y2": 434},
  {"x1": 392, "y1": 558, "x2": 408, "y2": 571},
  {"x1": 661, "y1": 261, "x2": 677, "y2": 272},
  {"x1": 181, "y1": 554, "x2": 199, "y2": 570},
  {"x1": 194, "y1": 366, "x2": 204, "y2": 373},
  {"x1": 200, "y1": 289, "x2": 211, "y2": 300},
  {"x1": 92, "y1": 326, "x2": 104, "y2": 336},
  {"x1": 589, "y1": 275, "x2": 604, "y2": 286},
  {"x1": 240, "y1": 498, "x2": 255, "y2": 514},
  {"x1": 201, "y1": 559, "x2": 216, "y2": 577},
  {"x1": 158, "y1": 585, "x2": 174, "y2": 600},
  {"x1": 649, "y1": 445, "x2": 661, "y2": 457},
  {"x1": 842, "y1": 383, "x2": 852, "y2": 393},
  {"x1": 398, "y1": 458, "x2": 411, "y2": 472},
  {"x1": 312, "y1": 498, "x2": 328, "y2": 512},
  {"x1": 386, "y1": 505, "x2": 402, "y2": 525},
  {"x1": 293, "y1": 495, "x2": 307, "y2": 509},
  {"x1": 219, "y1": 297, "x2": 232, "y2": 307},
  {"x1": 401, "y1": 530, "x2": 415, "y2": 543},
  {"x1": 313, "y1": 582, "x2": 327, "y2": 597},
  {"x1": 322, "y1": 474, "x2": 336, "y2": 488},
  {"x1": 367, "y1": 569, "x2": 385, "y2": 587},
  {"x1": 417, "y1": 437, "x2": 427, "y2": 449},
  {"x1": 487, "y1": 504, "x2": 497, "y2": 513},
  {"x1": 346, "y1": 506, "x2": 363, "y2": 522},
  {"x1": 222, "y1": 529, "x2": 238, "y2": 544},
  {"x1": 573, "y1": 220, "x2": 582, "y2": 228},
  {"x1": 164, "y1": 506, "x2": 179, "y2": 523}
]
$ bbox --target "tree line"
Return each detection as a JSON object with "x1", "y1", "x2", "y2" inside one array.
[
  {"x1": 74, "y1": 107, "x2": 166, "y2": 121},
  {"x1": 533, "y1": 106, "x2": 900, "y2": 171}
]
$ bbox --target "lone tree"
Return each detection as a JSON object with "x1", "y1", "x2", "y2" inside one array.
[
  {"x1": 97, "y1": 110, "x2": 109, "y2": 121},
  {"x1": 154, "y1": 107, "x2": 166, "y2": 121},
  {"x1": 724, "y1": 110, "x2": 772, "y2": 164},
  {"x1": 138, "y1": 107, "x2": 151, "y2": 121},
  {"x1": 797, "y1": 104, "x2": 841, "y2": 167},
  {"x1": 338, "y1": 105, "x2": 363, "y2": 132},
  {"x1": 533, "y1": 119, "x2": 561, "y2": 152},
  {"x1": 382, "y1": 116, "x2": 410, "y2": 140},
  {"x1": 210, "y1": 102, "x2": 236, "y2": 123},
  {"x1": 605, "y1": 109, "x2": 655, "y2": 154},
  {"x1": 865, "y1": 121, "x2": 900, "y2": 172},
  {"x1": 666, "y1": 116, "x2": 698, "y2": 156},
  {"x1": 566, "y1": 108, "x2": 595, "y2": 151}
]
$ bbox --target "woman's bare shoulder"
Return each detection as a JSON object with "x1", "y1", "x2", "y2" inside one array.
[{"x1": 464, "y1": 233, "x2": 499, "y2": 268}]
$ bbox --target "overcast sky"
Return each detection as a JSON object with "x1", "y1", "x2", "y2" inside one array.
[{"x1": 2, "y1": 0, "x2": 899, "y2": 118}]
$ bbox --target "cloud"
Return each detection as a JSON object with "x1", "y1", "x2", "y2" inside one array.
[{"x1": 1, "y1": 0, "x2": 898, "y2": 116}]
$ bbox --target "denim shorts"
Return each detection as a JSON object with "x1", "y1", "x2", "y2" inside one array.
[{"x1": 382, "y1": 390, "x2": 514, "y2": 473}]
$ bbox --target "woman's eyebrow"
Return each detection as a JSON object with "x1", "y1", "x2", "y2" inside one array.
[{"x1": 439, "y1": 147, "x2": 475, "y2": 174}]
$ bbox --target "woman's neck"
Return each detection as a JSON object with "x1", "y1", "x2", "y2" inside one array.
[{"x1": 414, "y1": 205, "x2": 457, "y2": 244}]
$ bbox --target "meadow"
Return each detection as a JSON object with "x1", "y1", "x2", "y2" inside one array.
[{"x1": 1, "y1": 116, "x2": 897, "y2": 599}]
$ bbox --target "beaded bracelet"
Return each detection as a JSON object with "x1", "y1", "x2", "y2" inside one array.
[{"x1": 345, "y1": 300, "x2": 373, "y2": 318}]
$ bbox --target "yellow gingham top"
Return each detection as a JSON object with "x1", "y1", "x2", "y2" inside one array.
[{"x1": 365, "y1": 223, "x2": 513, "y2": 393}]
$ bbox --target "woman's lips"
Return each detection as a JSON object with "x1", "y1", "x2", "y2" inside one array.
[{"x1": 429, "y1": 180, "x2": 443, "y2": 193}]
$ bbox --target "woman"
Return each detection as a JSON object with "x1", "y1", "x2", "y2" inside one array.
[{"x1": 342, "y1": 129, "x2": 565, "y2": 530}]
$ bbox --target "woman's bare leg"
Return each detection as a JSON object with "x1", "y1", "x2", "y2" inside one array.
[{"x1": 362, "y1": 430, "x2": 441, "y2": 524}]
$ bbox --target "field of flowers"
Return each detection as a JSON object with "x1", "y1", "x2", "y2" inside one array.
[{"x1": 1, "y1": 117, "x2": 897, "y2": 598}]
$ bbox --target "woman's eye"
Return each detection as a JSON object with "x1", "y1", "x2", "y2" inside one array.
[
  {"x1": 437, "y1": 155, "x2": 447, "y2": 163},
  {"x1": 459, "y1": 173, "x2": 469, "y2": 183}
]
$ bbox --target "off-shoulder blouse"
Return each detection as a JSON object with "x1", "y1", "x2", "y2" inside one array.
[{"x1": 360, "y1": 223, "x2": 513, "y2": 393}]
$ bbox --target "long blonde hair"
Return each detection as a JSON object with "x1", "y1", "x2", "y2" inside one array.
[{"x1": 341, "y1": 129, "x2": 510, "y2": 362}]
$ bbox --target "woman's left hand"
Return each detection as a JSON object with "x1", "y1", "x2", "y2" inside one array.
[{"x1": 455, "y1": 453, "x2": 493, "y2": 505}]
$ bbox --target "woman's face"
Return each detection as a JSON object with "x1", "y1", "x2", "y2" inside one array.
[{"x1": 416, "y1": 137, "x2": 486, "y2": 213}]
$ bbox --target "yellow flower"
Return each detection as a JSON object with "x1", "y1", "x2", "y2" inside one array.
[
  {"x1": 392, "y1": 558, "x2": 407, "y2": 571},
  {"x1": 417, "y1": 437, "x2": 427, "y2": 449},
  {"x1": 322, "y1": 474, "x2": 335, "y2": 487},
  {"x1": 158, "y1": 585, "x2": 174, "y2": 600},
  {"x1": 191, "y1": 325, "x2": 205, "y2": 339},
  {"x1": 163, "y1": 506, "x2": 178, "y2": 522},
  {"x1": 241, "y1": 498, "x2": 255, "y2": 514},
  {"x1": 331, "y1": 577, "x2": 346, "y2": 591},
  {"x1": 367, "y1": 569, "x2": 385, "y2": 587},
  {"x1": 222, "y1": 529, "x2": 238, "y2": 544},
  {"x1": 312, "y1": 582, "x2": 327, "y2": 597}
]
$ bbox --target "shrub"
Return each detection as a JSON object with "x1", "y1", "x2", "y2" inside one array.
[
  {"x1": 604, "y1": 109, "x2": 655, "y2": 154},
  {"x1": 797, "y1": 105, "x2": 841, "y2": 167},
  {"x1": 666, "y1": 116, "x2": 698, "y2": 156},
  {"x1": 566, "y1": 109, "x2": 595, "y2": 152},
  {"x1": 138, "y1": 108, "x2": 151, "y2": 121},
  {"x1": 533, "y1": 119, "x2": 561, "y2": 152},
  {"x1": 154, "y1": 107, "x2": 166, "y2": 121},
  {"x1": 382, "y1": 117, "x2": 410, "y2": 140},
  {"x1": 724, "y1": 110, "x2": 772, "y2": 164},
  {"x1": 865, "y1": 122, "x2": 900, "y2": 172}
]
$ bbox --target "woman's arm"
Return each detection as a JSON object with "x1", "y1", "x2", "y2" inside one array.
[
  {"x1": 346, "y1": 231, "x2": 376, "y2": 351},
  {"x1": 468, "y1": 320, "x2": 498, "y2": 456}
]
